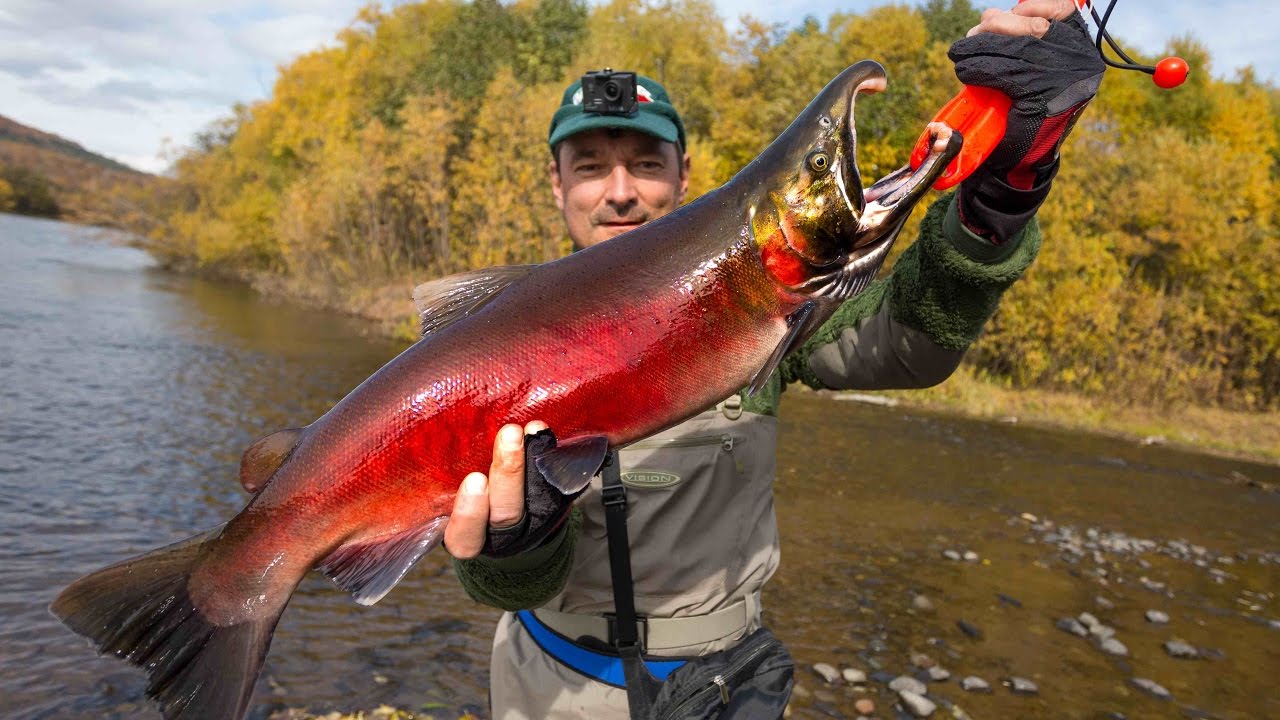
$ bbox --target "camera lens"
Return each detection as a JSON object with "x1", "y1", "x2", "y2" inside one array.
[{"x1": 603, "y1": 80, "x2": 621, "y2": 102}]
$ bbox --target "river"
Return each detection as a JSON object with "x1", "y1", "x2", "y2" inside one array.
[{"x1": 1, "y1": 213, "x2": 1276, "y2": 720}]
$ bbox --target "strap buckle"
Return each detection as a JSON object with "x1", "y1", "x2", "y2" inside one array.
[
  {"x1": 605, "y1": 612, "x2": 647, "y2": 652},
  {"x1": 601, "y1": 481, "x2": 627, "y2": 508}
]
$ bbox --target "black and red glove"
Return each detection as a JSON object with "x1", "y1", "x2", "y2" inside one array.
[{"x1": 949, "y1": 11, "x2": 1105, "y2": 244}]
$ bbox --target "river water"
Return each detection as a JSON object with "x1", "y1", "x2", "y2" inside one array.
[{"x1": 1, "y1": 214, "x2": 1277, "y2": 720}]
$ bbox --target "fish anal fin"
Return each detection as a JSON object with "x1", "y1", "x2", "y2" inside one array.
[
  {"x1": 240, "y1": 427, "x2": 306, "y2": 493},
  {"x1": 533, "y1": 435, "x2": 609, "y2": 495},
  {"x1": 748, "y1": 301, "x2": 817, "y2": 395},
  {"x1": 412, "y1": 265, "x2": 535, "y2": 338},
  {"x1": 318, "y1": 516, "x2": 449, "y2": 606}
]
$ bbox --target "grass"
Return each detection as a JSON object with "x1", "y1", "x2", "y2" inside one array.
[{"x1": 872, "y1": 366, "x2": 1280, "y2": 466}]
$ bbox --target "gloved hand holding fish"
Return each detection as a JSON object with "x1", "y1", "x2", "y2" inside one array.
[{"x1": 50, "y1": 60, "x2": 962, "y2": 720}]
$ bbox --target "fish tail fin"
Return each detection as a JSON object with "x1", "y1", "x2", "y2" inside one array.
[{"x1": 50, "y1": 528, "x2": 280, "y2": 720}]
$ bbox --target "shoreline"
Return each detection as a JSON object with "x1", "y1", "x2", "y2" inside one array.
[{"x1": 863, "y1": 368, "x2": 1280, "y2": 470}]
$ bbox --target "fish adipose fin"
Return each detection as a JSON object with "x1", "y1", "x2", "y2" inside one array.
[
  {"x1": 411, "y1": 265, "x2": 536, "y2": 337},
  {"x1": 748, "y1": 301, "x2": 817, "y2": 395},
  {"x1": 533, "y1": 434, "x2": 609, "y2": 494},
  {"x1": 318, "y1": 516, "x2": 449, "y2": 606},
  {"x1": 240, "y1": 427, "x2": 305, "y2": 493},
  {"x1": 50, "y1": 527, "x2": 281, "y2": 720}
]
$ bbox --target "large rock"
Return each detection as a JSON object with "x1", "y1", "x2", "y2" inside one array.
[
  {"x1": 899, "y1": 690, "x2": 936, "y2": 717},
  {"x1": 1131, "y1": 677, "x2": 1172, "y2": 700},
  {"x1": 889, "y1": 675, "x2": 927, "y2": 695},
  {"x1": 960, "y1": 676, "x2": 990, "y2": 693},
  {"x1": 1163, "y1": 639, "x2": 1200, "y2": 659},
  {"x1": 812, "y1": 662, "x2": 840, "y2": 683}
]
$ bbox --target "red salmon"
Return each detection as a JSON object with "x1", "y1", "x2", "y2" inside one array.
[{"x1": 51, "y1": 60, "x2": 960, "y2": 720}]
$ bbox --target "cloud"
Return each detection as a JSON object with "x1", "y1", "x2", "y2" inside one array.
[{"x1": 0, "y1": 0, "x2": 1274, "y2": 175}]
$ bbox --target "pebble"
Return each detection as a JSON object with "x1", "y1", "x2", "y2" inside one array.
[
  {"x1": 1146, "y1": 609, "x2": 1170, "y2": 624},
  {"x1": 963, "y1": 550, "x2": 979, "y2": 562},
  {"x1": 1078, "y1": 612, "x2": 1101, "y2": 630},
  {"x1": 1057, "y1": 617, "x2": 1088, "y2": 637},
  {"x1": 927, "y1": 666, "x2": 951, "y2": 682},
  {"x1": 372, "y1": 673, "x2": 389, "y2": 685},
  {"x1": 910, "y1": 652, "x2": 935, "y2": 668},
  {"x1": 996, "y1": 593, "x2": 1023, "y2": 608},
  {"x1": 1096, "y1": 596, "x2": 1116, "y2": 610},
  {"x1": 960, "y1": 676, "x2": 990, "y2": 693},
  {"x1": 842, "y1": 668, "x2": 867, "y2": 684},
  {"x1": 854, "y1": 698, "x2": 875, "y2": 715},
  {"x1": 943, "y1": 549, "x2": 962, "y2": 561},
  {"x1": 912, "y1": 594, "x2": 936, "y2": 612},
  {"x1": 814, "y1": 689, "x2": 837, "y2": 703},
  {"x1": 1269, "y1": 619, "x2": 1280, "y2": 630},
  {"x1": 1007, "y1": 677, "x2": 1039, "y2": 695},
  {"x1": 889, "y1": 675, "x2": 928, "y2": 695},
  {"x1": 1099, "y1": 638, "x2": 1129, "y2": 656},
  {"x1": 1131, "y1": 677, "x2": 1172, "y2": 700},
  {"x1": 812, "y1": 663, "x2": 840, "y2": 683},
  {"x1": 899, "y1": 690, "x2": 937, "y2": 717},
  {"x1": 956, "y1": 619, "x2": 983, "y2": 639},
  {"x1": 1090, "y1": 624, "x2": 1117, "y2": 640},
  {"x1": 1163, "y1": 639, "x2": 1200, "y2": 659}
]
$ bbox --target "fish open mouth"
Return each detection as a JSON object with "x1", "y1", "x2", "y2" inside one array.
[{"x1": 801, "y1": 122, "x2": 963, "y2": 300}]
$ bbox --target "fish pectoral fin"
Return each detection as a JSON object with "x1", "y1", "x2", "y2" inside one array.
[
  {"x1": 533, "y1": 435, "x2": 610, "y2": 495},
  {"x1": 240, "y1": 427, "x2": 306, "y2": 493},
  {"x1": 411, "y1": 265, "x2": 536, "y2": 337},
  {"x1": 317, "y1": 516, "x2": 450, "y2": 606},
  {"x1": 748, "y1": 301, "x2": 817, "y2": 395}
]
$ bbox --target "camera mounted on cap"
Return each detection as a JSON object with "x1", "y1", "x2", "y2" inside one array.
[{"x1": 581, "y1": 68, "x2": 638, "y2": 117}]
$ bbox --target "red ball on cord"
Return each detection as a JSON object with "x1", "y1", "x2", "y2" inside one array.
[{"x1": 1153, "y1": 57, "x2": 1189, "y2": 89}]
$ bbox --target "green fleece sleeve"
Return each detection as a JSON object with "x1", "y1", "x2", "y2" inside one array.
[
  {"x1": 451, "y1": 508, "x2": 582, "y2": 611},
  {"x1": 781, "y1": 193, "x2": 1041, "y2": 390}
]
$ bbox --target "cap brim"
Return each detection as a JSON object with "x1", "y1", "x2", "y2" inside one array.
[{"x1": 548, "y1": 109, "x2": 680, "y2": 148}]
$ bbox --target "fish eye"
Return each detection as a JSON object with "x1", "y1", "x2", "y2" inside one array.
[
  {"x1": 807, "y1": 151, "x2": 830, "y2": 173},
  {"x1": 819, "y1": 116, "x2": 832, "y2": 128}
]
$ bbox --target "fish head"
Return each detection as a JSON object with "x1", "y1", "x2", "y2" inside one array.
[{"x1": 744, "y1": 61, "x2": 963, "y2": 299}]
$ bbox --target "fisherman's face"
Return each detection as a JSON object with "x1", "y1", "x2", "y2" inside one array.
[{"x1": 550, "y1": 128, "x2": 690, "y2": 250}]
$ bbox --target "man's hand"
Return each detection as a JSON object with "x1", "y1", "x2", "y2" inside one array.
[
  {"x1": 950, "y1": 0, "x2": 1105, "y2": 243},
  {"x1": 444, "y1": 421, "x2": 546, "y2": 559}
]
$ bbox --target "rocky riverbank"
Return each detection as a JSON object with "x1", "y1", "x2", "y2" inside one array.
[{"x1": 786, "y1": 510, "x2": 1278, "y2": 719}]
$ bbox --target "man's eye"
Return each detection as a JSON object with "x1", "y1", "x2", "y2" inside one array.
[
  {"x1": 635, "y1": 160, "x2": 664, "y2": 172},
  {"x1": 574, "y1": 163, "x2": 604, "y2": 175}
]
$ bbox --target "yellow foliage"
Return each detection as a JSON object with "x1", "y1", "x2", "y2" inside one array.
[
  {"x1": 0, "y1": 177, "x2": 13, "y2": 212},
  {"x1": 451, "y1": 67, "x2": 567, "y2": 267},
  {"x1": 147, "y1": 0, "x2": 1280, "y2": 409}
]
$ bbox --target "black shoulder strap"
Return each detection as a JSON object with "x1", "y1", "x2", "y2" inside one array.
[{"x1": 600, "y1": 451, "x2": 662, "y2": 717}]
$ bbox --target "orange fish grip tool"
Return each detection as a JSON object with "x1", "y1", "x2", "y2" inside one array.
[{"x1": 910, "y1": 0, "x2": 1190, "y2": 190}]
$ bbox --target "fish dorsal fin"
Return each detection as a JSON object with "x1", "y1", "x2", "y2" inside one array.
[
  {"x1": 318, "y1": 516, "x2": 449, "y2": 606},
  {"x1": 412, "y1": 265, "x2": 535, "y2": 337},
  {"x1": 747, "y1": 301, "x2": 817, "y2": 395},
  {"x1": 240, "y1": 427, "x2": 306, "y2": 493},
  {"x1": 533, "y1": 435, "x2": 610, "y2": 495}
]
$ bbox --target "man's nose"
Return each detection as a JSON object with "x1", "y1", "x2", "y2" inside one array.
[{"x1": 603, "y1": 165, "x2": 638, "y2": 209}]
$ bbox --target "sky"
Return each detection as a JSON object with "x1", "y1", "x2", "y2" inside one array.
[{"x1": 0, "y1": 0, "x2": 1273, "y2": 175}]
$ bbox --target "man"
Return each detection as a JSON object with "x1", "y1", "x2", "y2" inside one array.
[{"x1": 442, "y1": 1, "x2": 1103, "y2": 716}]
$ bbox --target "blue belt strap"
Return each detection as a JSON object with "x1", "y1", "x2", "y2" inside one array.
[{"x1": 515, "y1": 610, "x2": 687, "y2": 688}]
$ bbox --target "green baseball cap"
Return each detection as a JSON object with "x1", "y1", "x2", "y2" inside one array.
[{"x1": 548, "y1": 72, "x2": 687, "y2": 151}]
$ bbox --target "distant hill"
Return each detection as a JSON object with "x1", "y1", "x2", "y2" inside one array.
[
  {"x1": 0, "y1": 114, "x2": 163, "y2": 228},
  {"x1": 0, "y1": 115, "x2": 141, "y2": 175}
]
